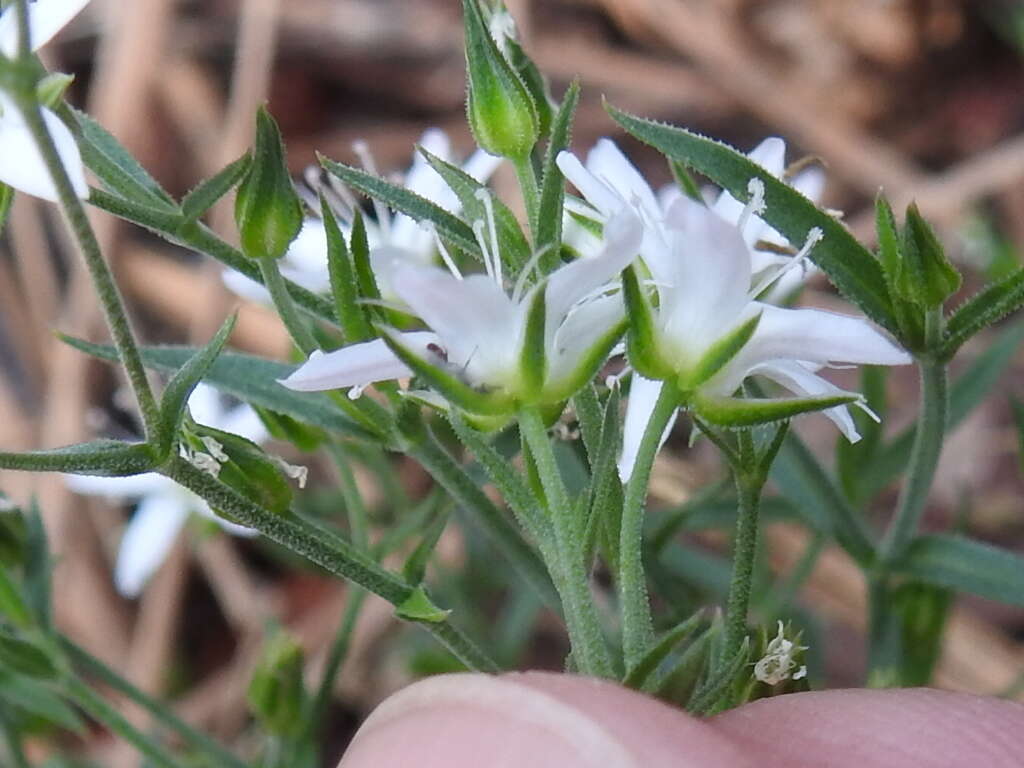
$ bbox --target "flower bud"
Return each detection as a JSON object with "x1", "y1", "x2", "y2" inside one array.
[
  {"x1": 462, "y1": 0, "x2": 538, "y2": 159},
  {"x1": 897, "y1": 203, "x2": 961, "y2": 309},
  {"x1": 234, "y1": 106, "x2": 303, "y2": 260},
  {"x1": 247, "y1": 630, "x2": 306, "y2": 737}
]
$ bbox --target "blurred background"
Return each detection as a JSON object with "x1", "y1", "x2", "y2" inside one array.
[{"x1": 1, "y1": 0, "x2": 1023, "y2": 763}]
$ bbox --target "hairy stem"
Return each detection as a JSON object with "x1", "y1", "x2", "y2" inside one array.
[
  {"x1": 721, "y1": 477, "x2": 763, "y2": 666},
  {"x1": 258, "y1": 254, "x2": 318, "y2": 355}
]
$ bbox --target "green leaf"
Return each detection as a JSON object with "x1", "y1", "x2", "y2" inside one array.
[
  {"x1": 419, "y1": 146, "x2": 530, "y2": 271},
  {"x1": 669, "y1": 159, "x2": 703, "y2": 203},
  {"x1": 254, "y1": 407, "x2": 326, "y2": 452},
  {"x1": 688, "y1": 637, "x2": 749, "y2": 715},
  {"x1": 892, "y1": 581, "x2": 951, "y2": 686},
  {"x1": 87, "y1": 187, "x2": 184, "y2": 234},
  {"x1": 897, "y1": 534, "x2": 1024, "y2": 606},
  {"x1": 321, "y1": 157, "x2": 482, "y2": 257},
  {"x1": 0, "y1": 440, "x2": 155, "y2": 476},
  {"x1": 59, "y1": 336, "x2": 382, "y2": 442},
  {"x1": 606, "y1": 106, "x2": 898, "y2": 334},
  {"x1": 181, "y1": 153, "x2": 251, "y2": 222},
  {"x1": 395, "y1": 585, "x2": 451, "y2": 624},
  {"x1": 0, "y1": 566, "x2": 31, "y2": 628},
  {"x1": 623, "y1": 609, "x2": 704, "y2": 688},
  {"x1": 519, "y1": 283, "x2": 548, "y2": 397},
  {"x1": 898, "y1": 203, "x2": 961, "y2": 309},
  {"x1": 622, "y1": 265, "x2": 669, "y2": 379},
  {"x1": 584, "y1": 387, "x2": 623, "y2": 570},
  {"x1": 378, "y1": 326, "x2": 515, "y2": 416},
  {"x1": 22, "y1": 507, "x2": 51, "y2": 630},
  {"x1": 942, "y1": 267, "x2": 1024, "y2": 359},
  {"x1": 685, "y1": 312, "x2": 760, "y2": 389},
  {"x1": 536, "y1": 80, "x2": 580, "y2": 272},
  {"x1": 401, "y1": 508, "x2": 450, "y2": 584},
  {"x1": 694, "y1": 393, "x2": 858, "y2": 429},
  {"x1": 0, "y1": 668, "x2": 84, "y2": 732},
  {"x1": 155, "y1": 314, "x2": 236, "y2": 460},
  {"x1": 71, "y1": 108, "x2": 177, "y2": 210},
  {"x1": 0, "y1": 631, "x2": 58, "y2": 678},
  {"x1": 0, "y1": 183, "x2": 13, "y2": 238},
  {"x1": 322, "y1": 197, "x2": 372, "y2": 343}
]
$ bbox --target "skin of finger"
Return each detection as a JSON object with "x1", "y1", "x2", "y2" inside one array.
[
  {"x1": 338, "y1": 671, "x2": 753, "y2": 768},
  {"x1": 709, "y1": 687, "x2": 1024, "y2": 768}
]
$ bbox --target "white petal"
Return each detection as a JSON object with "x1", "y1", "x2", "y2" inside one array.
[
  {"x1": 544, "y1": 209, "x2": 641, "y2": 322},
  {"x1": 618, "y1": 375, "x2": 676, "y2": 483},
  {"x1": 461, "y1": 148, "x2": 502, "y2": 185},
  {"x1": 114, "y1": 493, "x2": 188, "y2": 597},
  {"x1": 746, "y1": 137, "x2": 787, "y2": 177},
  {"x1": 749, "y1": 359, "x2": 860, "y2": 441},
  {"x1": 65, "y1": 471, "x2": 167, "y2": 499},
  {"x1": 193, "y1": 500, "x2": 258, "y2": 538},
  {"x1": 222, "y1": 269, "x2": 271, "y2": 304},
  {"x1": 585, "y1": 138, "x2": 661, "y2": 223},
  {"x1": 0, "y1": 0, "x2": 91, "y2": 57},
  {"x1": 278, "y1": 333, "x2": 437, "y2": 392},
  {"x1": 548, "y1": 292, "x2": 624, "y2": 388},
  {"x1": 556, "y1": 150, "x2": 623, "y2": 219},
  {"x1": 792, "y1": 166, "x2": 826, "y2": 204},
  {"x1": 217, "y1": 404, "x2": 268, "y2": 445},
  {"x1": 282, "y1": 218, "x2": 329, "y2": 274},
  {"x1": 279, "y1": 263, "x2": 331, "y2": 294},
  {"x1": 0, "y1": 103, "x2": 87, "y2": 201},
  {"x1": 390, "y1": 265, "x2": 518, "y2": 381},
  {"x1": 186, "y1": 383, "x2": 224, "y2": 426}
]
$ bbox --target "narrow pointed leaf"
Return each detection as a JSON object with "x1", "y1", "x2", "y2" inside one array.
[
  {"x1": 402, "y1": 508, "x2": 450, "y2": 584},
  {"x1": 87, "y1": 187, "x2": 184, "y2": 233},
  {"x1": 606, "y1": 105, "x2": 898, "y2": 334},
  {"x1": 59, "y1": 336, "x2": 382, "y2": 441},
  {"x1": 0, "y1": 566, "x2": 31, "y2": 628},
  {"x1": 688, "y1": 638, "x2": 750, "y2": 715},
  {"x1": 377, "y1": 326, "x2": 515, "y2": 416},
  {"x1": 322, "y1": 197, "x2": 373, "y2": 342},
  {"x1": 536, "y1": 80, "x2": 580, "y2": 272},
  {"x1": 321, "y1": 157, "x2": 482, "y2": 257},
  {"x1": 0, "y1": 631, "x2": 58, "y2": 678},
  {"x1": 695, "y1": 393, "x2": 858, "y2": 429},
  {"x1": 941, "y1": 267, "x2": 1024, "y2": 359},
  {"x1": 897, "y1": 534, "x2": 1024, "y2": 607},
  {"x1": 71, "y1": 107, "x2": 177, "y2": 210},
  {"x1": 181, "y1": 153, "x2": 251, "y2": 222},
  {"x1": 623, "y1": 609, "x2": 704, "y2": 688},
  {"x1": 419, "y1": 146, "x2": 530, "y2": 270},
  {"x1": 155, "y1": 313, "x2": 236, "y2": 459},
  {"x1": 0, "y1": 668, "x2": 85, "y2": 732},
  {"x1": 0, "y1": 440, "x2": 155, "y2": 476}
]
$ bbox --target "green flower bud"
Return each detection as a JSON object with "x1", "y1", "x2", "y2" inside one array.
[
  {"x1": 897, "y1": 203, "x2": 961, "y2": 309},
  {"x1": 234, "y1": 106, "x2": 303, "y2": 260},
  {"x1": 462, "y1": 0, "x2": 538, "y2": 159},
  {"x1": 247, "y1": 630, "x2": 305, "y2": 737}
]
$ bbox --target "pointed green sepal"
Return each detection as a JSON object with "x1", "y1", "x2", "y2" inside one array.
[
  {"x1": 181, "y1": 153, "x2": 252, "y2": 222},
  {"x1": 874, "y1": 193, "x2": 901, "y2": 286},
  {"x1": 462, "y1": 0, "x2": 539, "y2": 159},
  {"x1": 622, "y1": 265, "x2": 671, "y2": 379},
  {"x1": 684, "y1": 312, "x2": 760, "y2": 389},
  {"x1": 491, "y1": 2, "x2": 553, "y2": 138},
  {"x1": 536, "y1": 80, "x2": 581, "y2": 271},
  {"x1": 235, "y1": 106, "x2": 303, "y2": 260},
  {"x1": 694, "y1": 392, "x2": 858, "y2": 429},
  {"x1": 395, "y1": 585, "x2": 451, "y2": 623},
  {"x1": 898, "y1": 203, "x2": 961, "y2": 309},
  {"x1": 376, "y1": 326, "x2": 516, "y2": 416},
  {"x1": 155, "y1": 313, "x2": 237, "y2": 460},
  {"x1": 322, "y1": 196, "x2": 374, "y2": 343},
  {"x1": 518, "y1": 283, "x2": 548, "y2": 398}
]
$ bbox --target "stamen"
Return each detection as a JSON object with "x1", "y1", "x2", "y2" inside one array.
[
  {"x1": 511, "y1": 245, "x2": 552, "y2": 303},
  {"x1": 472, "y1": 219, "x2": 495, "y2": 280},
  {"x1": 737, "y1": 177, "x2": 766, "y2": 235},
  {"x1": 475, "y1": 189, "x2": 502, "y2": 286},
  {"x1": 855, "y1": 398, "x2": 882, "y2": 424},
  {"x1": 352, "y1": 139, "x2": 392, "y2": 236},
  {"x1": 749, "y1": 226, "x2": 822, "y2": 299},
  {"x1": 347, "y1": 384, "x2": 366, "y2": 401},
  {"x1": 424, "y1": 222, "x2": 463, "y2": 279}
]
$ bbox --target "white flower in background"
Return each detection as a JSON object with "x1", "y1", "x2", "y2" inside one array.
[
  {"x1": 66, "y1": 384, "x2": 267, "y2": 598},
  {"x1": 279, "y1": 209, "x2": 642, "y2": 408},
  {"x1": 753, "y1": 621, "x2": 808, "y2": 686},
  {"x1": 0, "y1": 0, "x2": 90, "y2": 201},
  {"x1": 615, "y1": 192, "x2": 911, "y2": 481},
  {"x1": 223, "y1": 128, "x2": 502, "y2": 303}
]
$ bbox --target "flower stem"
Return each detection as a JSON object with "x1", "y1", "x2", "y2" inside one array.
[
  {"x1": 258, "y1": 254, "x2": 319, "y2": 355},
  {"x1": 619, "y1": 381, "x2": 679, "y2": 670},
  {"x1": 11, "y1": 81, "x2": 161, "y2": 440},
  {"x1": 721, "y1": 475, "x2": 764, "y2": 667},
  {"x1": 519, "y1": 407, "x2": 613, "y2": 677},
  {"x1": 879, "y1": 313, "x2": 948, "y2": 562},
  {"x1": 513, "y1": 154, "x2": 540, "y2": 238}
]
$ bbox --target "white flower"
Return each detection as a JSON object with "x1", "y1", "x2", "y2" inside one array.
[
  {"x1": 617, "y1": 191, "x2": 910, "y2": 481},
  {"x1": 753, "y1": 621, "x2": 808, "y2": 686},
  {"x1": 66, "y1": 385, "x2": 267, "y2": 597},
  {"x1": 223, "y1": 128, "x2": 502, "y2": 303},
  {"x1": 0, "y1": 0, "x2": 90, "y2": 201},
  {"x1": 279, "y1": 209, "x2": 643, "y2": 409}
]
